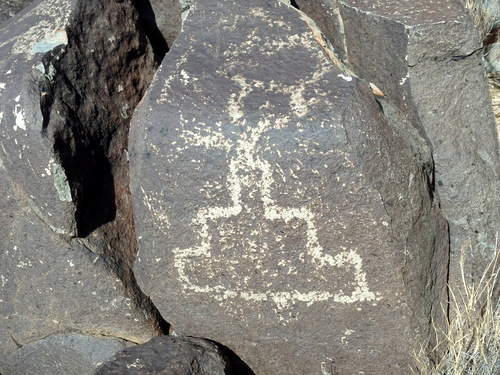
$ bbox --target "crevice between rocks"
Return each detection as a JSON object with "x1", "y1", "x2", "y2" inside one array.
[
  {"x1": 38, "y1": 0, "x2": 180, "y2": 338},
  {"x1": 291, "y1": 1, "x2": 450, "y2": 352}
]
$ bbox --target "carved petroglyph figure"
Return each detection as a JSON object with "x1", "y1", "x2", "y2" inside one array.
[{"x1": 143, "y1": 73, "x2": 381, "y2": 315}]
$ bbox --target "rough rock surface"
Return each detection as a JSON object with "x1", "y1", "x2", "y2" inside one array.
[
  {"x1": 129, "y1": 1, "x2": 449, "y2": 374},
  {"x1": 1, "y1": 0, "x2": 498, "y2": 373},
  {"x1": 0, "y1": 0, "x2": 174, "y2": 371},
  {"x1": 3, "y1": 333, "x2": 131, "y2": 375},
  {"x1": 295, "y1": 0, "x2": 500, "y2": 293},
  {"x1": 0, "y1": 198, "x2": 156, "y2": 365},
  {"x1": 0, "y1": 0, "x2": 35, "y2": 24},
  {"x1": 345, "y1": 0, "x2": 500, "y2": 292},
  {"x1": 94, "y1": 335, "x2": 233, "y2": 375}
]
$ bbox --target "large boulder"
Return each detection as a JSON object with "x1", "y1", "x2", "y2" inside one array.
[
  {"x1": 0, "y1": 0, "x2": 175, "y2": 371},
  {"x1": 295, "y1": 0, "x2": 500, "y2": 296},
  {"x1": 129, "y1": 1, "x2": 449, "y2": 373}
]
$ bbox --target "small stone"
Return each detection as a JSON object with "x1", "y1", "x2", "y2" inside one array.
[{"x1": 94, "y1": 336, "x2": 233, "y2": 375}]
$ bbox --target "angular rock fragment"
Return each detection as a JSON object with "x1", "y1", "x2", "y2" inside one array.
[
  {"x1": 129, "y1": 1, "x2": 449, "y2": 373},
  {"x1": 0, "y1": 0, "x2": 175, "y2": 371},
  {"x1": 147, "y1": 0, "x2": 182, "y2": 50},
  {"x1": 3, "y1": 333, "x2": 132, "y2": 375},
  {"x1": 95, "y1": 335, "x2": 233, "y2": 375},
  {"x1": 327, "y1": 0, "x2": 500, "y2": 291}
]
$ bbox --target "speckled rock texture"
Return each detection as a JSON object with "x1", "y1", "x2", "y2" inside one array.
[
  {"x1": 94, "y1": 336, "x2": 234, "y2": 375},
  {"x1": 0, "y1": 0, "x2": 498, "y2": 374},
  {"x1": 0, "y1": 0, "x2": 35, "y2": 25},
  {"x1": 3, "y1": 333, "x2": 132, "y2": 375},
  {"x1": 0, "y1": 0, "x2": 172, "y2": 372},
  {"x1": 129, "y1": 1, "x2": 449, "y2": 374},
  {"x1": 295, "y1": 0, "x2": 500, "y2": 295}
]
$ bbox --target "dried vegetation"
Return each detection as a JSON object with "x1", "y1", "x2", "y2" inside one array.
[
  {"x1": 413, "y1": 3, "x2": 500, "y2": 373},
  {"x1": 413, "y1": 249, "x2": 500, "y2": 374},
  {"x1": 490, "y1": 77, "x2": 500, "y2": 132}
]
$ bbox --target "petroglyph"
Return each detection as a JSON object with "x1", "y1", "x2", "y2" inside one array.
[{"x1": 155, "y1": 74, "x2": 381, "y2": 313}]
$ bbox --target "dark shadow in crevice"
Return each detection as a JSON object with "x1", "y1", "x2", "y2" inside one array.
[
  {"x1": 133, "y1": 0, "x2": 170, "y2": 62},
  {"x1": 39, "y1": 0, "x2": 180, "y2": 338},
  {"x1": 41, "y1": 0, "x2": 173, "y2": 239},
  {"x1": 290, "y1": 0, "x2": 300, "y2": 10},
  {"x1": 53, "y1": 124, "x2": 117, "y2": 238},
  {"x1": 206, "y1": 339, "x2": 256, "y2": 375},
  {"x1": 45, "y1": 49, "x2": 117, "y2": 237},
  {"x1": 101, "y1": 252, "x2": 172, "y2": 335}
]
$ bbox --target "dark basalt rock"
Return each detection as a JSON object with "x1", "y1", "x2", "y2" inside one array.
[
  {"x1": 3, "y1": 333, "x2": 132, "y2": 375},
  {"x1": 0, "y1": 0, "x2": 35, "y2": 25},
  {"x1": 293, "y1": 0, "x2": 500, "y2": 299},
  {"x1": 129, "y1": 1, "x2": 449, "y2": 373},
  {"x1": 341, "y1": 0, "x2": 500, "y2": 293},
  {"x1": 1, "y1": 0, "x2": 498, "y2": 373},
  {"x1": 94, "y1": 335, "x2": 233, "y2": 375},
  {"x1": 0, "y1": 0, "x2": 175, "y2": 371}
]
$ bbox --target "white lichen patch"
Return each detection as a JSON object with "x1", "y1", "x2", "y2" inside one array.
[
  {"x1": 30, "y1": 30, "x2": 68, "y2": 55},
  {"x1": 399, "y1": 72, "x2": 409, "y2": 85},
  {"x1": 338, "y1": 74, "x2": 352, "y2": 81},
  {"x1": 52, "y1": 160, "x2": 72, "y2": 202}
]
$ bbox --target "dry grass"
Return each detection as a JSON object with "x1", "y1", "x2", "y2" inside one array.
[
  {"x1": 413, "y1": 248, "x2": 500, "y2": 375},
  {"x1": 461, "y1": 0, "x2": 496, "y2": 41},
  {"x1": 412, "y1": 3, "x2": 500, "y2": 374},
  {"x1": 490, "y1": 77, "x2": 500, "y2": 132}
]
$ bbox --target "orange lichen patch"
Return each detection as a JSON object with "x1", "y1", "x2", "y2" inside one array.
[{"x1": 369, "y1": 82, "x2": 385, "y2": 97}]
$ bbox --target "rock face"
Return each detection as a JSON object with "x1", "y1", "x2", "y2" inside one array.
[
  {"x1": 129, "y1": 1, "x2": 449, "y2": 374},
  {"x1": 295, "y1": 0, "x2": 500, "y2": 294},
  {"x1": 94, "y1": 336, "x2": 233, "y2": 375},
  {"x1": 341, "y1": 0, "x2": 500, "y2": 292},
  {"x1": 1, "y1": 0, "x2": 498, "y2": 374},
  {"x1": 3, "y1": 333, "x2": 131, "y2": 375},
  {"x1": 0, "y1": 0, "x2": 176, "y2": 371}
]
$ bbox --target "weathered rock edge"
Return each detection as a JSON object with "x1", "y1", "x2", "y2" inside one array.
[
  {"x1": 0, "y1": 0, "x2": 179, "y2": 368},
  {"x1": 293, "y1": 0, "x2": 500, "y2": 295},
  {"x1": 129, "y1": 1, "x2": 449, "y2": 373}
]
